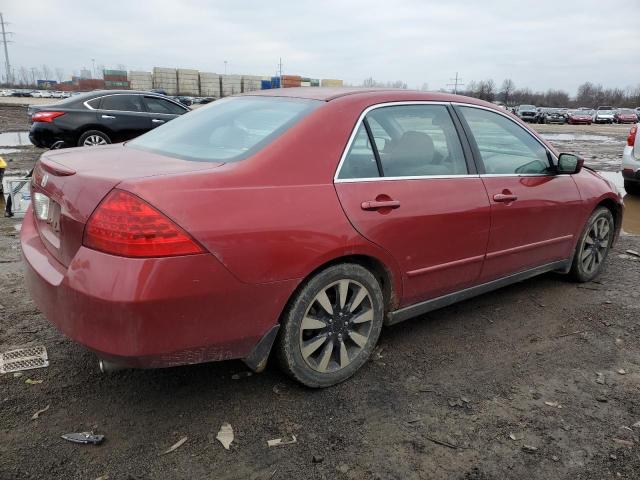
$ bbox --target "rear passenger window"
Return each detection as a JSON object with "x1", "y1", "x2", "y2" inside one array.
[
  {"x1": 337, "y1": 124, "x2": 380, "y2": 180},
  {"x1": 145, "y1": 97, "x2": 186, "y2": 115},
  {"x1": 338, "y1": 104, "x2": 468, "y2": 179},
  {"x1": 86, "y1": 98, "x2": 101, "y2": 109},
  {"x1": 101, "y1": 95, "x2": 145, "y2": 112},
  {"x1": 458, "y1": 106, "x2": 551, "y2": 174}
]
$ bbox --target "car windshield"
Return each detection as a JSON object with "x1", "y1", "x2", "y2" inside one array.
[
  {"x1": 619, "y1": 109, "x2": 634, "y2": 114},
  {"x1": 128, "y1": 96, "x2": 320, "y2": 162}
]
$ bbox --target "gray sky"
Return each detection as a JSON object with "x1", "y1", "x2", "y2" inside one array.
[{"x1": 3, "y1": 0, "x2": 639, "y2": 93}]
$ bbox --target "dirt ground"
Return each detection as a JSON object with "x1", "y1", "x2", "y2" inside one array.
[{"x1": 1, "y1": 104, "x2": 640, "y2": 480}]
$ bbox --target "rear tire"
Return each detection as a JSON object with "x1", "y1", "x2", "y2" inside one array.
[
  {"x1": 569, "y1": 207, "x2": 614, "y2": 282},
  {"x1": 624, "y1": 180, "x2": 640, "y2": 196},
  {"x1": 78, "y1": 130, "x2": 111, "y2": 147},
  {"x1": 277, "y1": 263, "x2": 384, "y2": 388}
]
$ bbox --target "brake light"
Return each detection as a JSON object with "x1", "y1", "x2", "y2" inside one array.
[
  {"x1": 83, "y1": 190, "x2": 205, "y2": 257},
  {"x1": 628, "y1": 125, "x2": 637, "y2": 147},
  {"x1": 32, "y1": 111, "x2": 65, "y2": 123}
]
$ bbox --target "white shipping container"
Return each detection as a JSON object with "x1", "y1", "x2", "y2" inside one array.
[{"x1": 200, "y1": 72, "x2": 221, "y2": 97}]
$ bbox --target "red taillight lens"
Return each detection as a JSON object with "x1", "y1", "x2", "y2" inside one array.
[
  {"x1": 32, "y1": 111, "x2": 65, "y2": 123},
  {"x1": 628, "y1": 125, "x2": 637, "y2": 147},
  {"x1": 83, "y1": 190, "x2": 205, "y2": 258}
]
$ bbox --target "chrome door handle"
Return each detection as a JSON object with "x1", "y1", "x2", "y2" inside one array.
[
  {"x1": 493, "y1": 193, "x2": 518, "y2": 202},
  {"x1": 361, "y1": 200, "x2": 401, "y2": 210},
  {"x1": 152, "y1": 119, "x2": 165, "y2": 124},
  {"x1": 101, "y1": 114, "x2": 115, "y2": 119}
]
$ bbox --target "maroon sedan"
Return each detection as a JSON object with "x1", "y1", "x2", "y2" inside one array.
[
  {"x1": 567, "y1": 110, "x2": 593, "y2": 125},
  {"x1": 22, "y1": 89, "x2": 623, "y2": 387},
  {"x1": 614, "y1": 109, "x2": 639, "y2": 124}
]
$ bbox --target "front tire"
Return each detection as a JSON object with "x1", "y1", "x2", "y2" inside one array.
[
  {"x1": 78, "y1": 130, "x2": 111, "y2": 147},
  {"x1": 277, "y1": 264, "x2": 384, "y2": 388},
  {"x1": 569, "y1": 207, "x2": 614, "y2": 282}
]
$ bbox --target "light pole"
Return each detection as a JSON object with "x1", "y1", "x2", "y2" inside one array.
[
  {"x1": 224, "y1": 61, "x2": 228, "y2": 75},
  {"x1": 91, "y1": 58, "x2": 95, "y2": 78}
]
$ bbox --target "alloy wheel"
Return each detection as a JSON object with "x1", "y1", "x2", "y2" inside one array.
[
  {"x1": 580, "y1": 217, "x2": 611, "y2": 274},
  {"x1": 299, "y1": 279, "x2": 374, "y2": 373},
  {"x1": 83, "y1": 135, "x2": 108, "y2": 146}
]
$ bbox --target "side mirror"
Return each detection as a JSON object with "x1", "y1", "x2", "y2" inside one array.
[{"x1": 557, "y1": 153, "x2": 584, "y2": 174}]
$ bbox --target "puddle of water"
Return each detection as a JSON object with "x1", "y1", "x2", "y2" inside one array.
[
  {"x1": 0, "y1": 131, "x2": 31, "y2": 147},
  {"x1": 541, "y1": 133, "x2": 617, "y2": 143},
  {"x1": 597, "y1": 171, "x2": 640, "y2": 236}
]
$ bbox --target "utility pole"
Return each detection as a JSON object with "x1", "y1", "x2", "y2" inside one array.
[
  {"x1": 447, "y1": 72, "x2": 464, "y2": 94},
  {"x1": 278, "y1": 57, "x2": 283, "y2": 87},
  {"x1": 224, "y1": 60, "x2": 228, "y2": 75},
  {"x1": 0, "y1": 13, "x2": 13, "y2": 85}
]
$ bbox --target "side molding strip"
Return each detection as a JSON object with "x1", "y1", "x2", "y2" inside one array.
[{"x1": 386, "y1": 259, "x2": 571, "y2": 326}]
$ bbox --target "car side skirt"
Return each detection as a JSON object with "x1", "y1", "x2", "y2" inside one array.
[{"x1": 385, "y1": 259, "x2": 572, "y2": 326}]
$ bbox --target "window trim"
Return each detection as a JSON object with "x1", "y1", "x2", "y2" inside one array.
[
  {"x1": 83, "y1": 93, "x2": 187, "y2": 114},
  {"x1": 334, "y1": 101, "x2": 478, "y2": 183},
  {"x1": 451, "y1": 103, "x2": 558, "y2": 177}
]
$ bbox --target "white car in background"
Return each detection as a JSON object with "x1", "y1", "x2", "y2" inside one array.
[
  {"x1": 593, "y1": 106, "x2": 615, "y2": 124},
  {"x1": 623, "y1": 124, "x2": 640, "y2": 195}
]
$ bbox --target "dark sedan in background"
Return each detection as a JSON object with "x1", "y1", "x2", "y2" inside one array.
[{"x1": 28, "y1": 90, "x2": 189, "y2": 149}]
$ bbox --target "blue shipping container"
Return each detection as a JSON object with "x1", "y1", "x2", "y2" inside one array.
[
  {"x1": 261, "y1": 80, "x2": 272, "y2": 90},
  {"x1": 271, "y1": 76, "x2": 281, "y2": 88}
]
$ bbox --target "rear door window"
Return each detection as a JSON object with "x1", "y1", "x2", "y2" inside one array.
[
  {"x1": 100, "y1": 95, "x2": 145, "y2": 112},
  {"x1": 144, "y1": 96, "x2": 186, "y2": 115}
]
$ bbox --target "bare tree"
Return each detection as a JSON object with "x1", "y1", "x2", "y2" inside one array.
[
  {"x1": 41, "y1": 64, "x2": 52, "y2": 81},
  {"x1": 500, "y1": 79, "x2": 515, "y2": 105},
  {"x1": 55, "y1": 68, "x2": 65, "y2": 83}
]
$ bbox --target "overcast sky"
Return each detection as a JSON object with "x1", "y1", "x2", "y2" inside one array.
[{"x1": 2, "y1": 0, "x2": 639, "y2": 94}]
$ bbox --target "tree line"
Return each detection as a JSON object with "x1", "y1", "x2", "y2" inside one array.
[{"x1": 460, "y1": 79, "x2": 640, "y2": 108}]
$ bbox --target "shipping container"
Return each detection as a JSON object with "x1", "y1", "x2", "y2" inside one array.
[
  {"x1": 129, "y1": 71, "x2": 153, "y2": 91},
  {"x1": 153, "y1": 67, "x2": 178, "y2": 95},
  {"x1": 321, "y1": 79, "x2": 343, "y2": 87},
  {"x1": 177, "y1": 69, "x2": 200, "y2": 96},
  {"x1": 271, "y1": 76, "x2": 281, "y2": 88},
  {"x1": 199, "y1": 72, "x2": 221, "y2": 98},
  {"x1": 103, "y1": 69, "x2": 127, "y2": 78},
  {"x1": 221, "y1": 74, "x2": 242, "y2": 96},
  {"x1": 261, "y1": 80, "x2": 272, "y2": 90},
  {"x1": 241, "y1": 75, "x2": 262, "y2": 93}
]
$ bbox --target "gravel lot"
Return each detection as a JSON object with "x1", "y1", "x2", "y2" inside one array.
[{"x1": 1, "y1": 103, "x2": 639, "y2": 480}]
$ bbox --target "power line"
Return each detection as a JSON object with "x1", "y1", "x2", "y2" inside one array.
[
  {"x1": 0, "y1": 12, "x2": 14, "y2": 85},
  {"x1": 446, "y1": 72, "x2": 464, "y2": 94}
]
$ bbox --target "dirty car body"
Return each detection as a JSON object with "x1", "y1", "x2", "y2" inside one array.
[{"x1": 21, "y1": 89, "x2": 623, "y2": 383}]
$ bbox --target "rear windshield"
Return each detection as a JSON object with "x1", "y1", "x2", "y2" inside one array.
[{"x1": 128, "y1": 96, "x2": 320, "y2": 162}]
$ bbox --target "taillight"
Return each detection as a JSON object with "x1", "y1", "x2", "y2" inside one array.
[
  {"x1": 32, "y1": 111, "x2": 65, "y2": 123},
  {"x1": 628, "y1": 125, "x2": 637, "y2": 147},
  {"x1": 83, "y1": 189, "x2": 205, "y2": 258}
]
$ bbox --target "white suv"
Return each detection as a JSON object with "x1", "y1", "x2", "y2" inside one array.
[{"x1": 623, "y1": 124, "x2": 640, "y2": 195}]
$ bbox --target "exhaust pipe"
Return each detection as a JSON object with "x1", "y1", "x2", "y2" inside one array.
[{"x1": 98, "y1": 359, "x2": 127, "y2": 373}]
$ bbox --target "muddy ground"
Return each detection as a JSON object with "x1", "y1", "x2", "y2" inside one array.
[{"x1": 1, "y1": 104, "x2": 640, "y2": 480}]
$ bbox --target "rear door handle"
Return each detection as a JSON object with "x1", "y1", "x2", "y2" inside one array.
[
  {"x1": 101, "y1": 114, "x2": 115, "y2": 119},
  {"x1": 152, "y1": 119, "x2": 165, "y2": 123},
  {"x1": 493, "y1": 193, "x2": 518, "y2": 202},
  {"x1": 361, "y1": 200, "x2": 401, "y2": 210}
]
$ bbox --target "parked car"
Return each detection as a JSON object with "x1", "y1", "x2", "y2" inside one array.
[
  {"x1": 28, "y1": 90, "x2": 189, "y2": 149},
  {"x1": 22, "y1": 89, "x2": 623, "y2": 387},
  {"x1": 623, "y1": 124, "x2": 640, "y2": 195},
  {"x1": 567, "y1": 110, "x2": 593, "y2": 125},
  {"x1": 174, "y1": 96, "x2": 193, "y2": 106},
  {"x1": 516, "y1": 104, "x2": 537, "y2": 122},
  {"x1": 614, "y1": 109, "x2": 638, "y2": 124},
  {"x1": 635, "y1": 107, "x2": 640, "y2": 121},
  {"x1": 540, "y1": 108, "x2": 566, "y2": 124},
  {"x1": 593, "y1": 106, "x2": 615, "y2": 124},
  {"x1": 0, "y1": 89, "x2": 13, "y2": 96}
]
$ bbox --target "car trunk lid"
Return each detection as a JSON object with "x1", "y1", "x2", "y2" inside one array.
[{"x1": 31, "y1": 144, "x2": 224, "y2": 267}]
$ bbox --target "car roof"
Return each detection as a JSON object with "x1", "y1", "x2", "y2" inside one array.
[{"x1": 242, "y1": 87, "x2": 497, "y2": 107}]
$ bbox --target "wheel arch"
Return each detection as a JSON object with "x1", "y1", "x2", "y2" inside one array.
[
  {"x1": 75, "y1": 125, "x2": 113, "y2": 145},
  {"x1": 596, "y1": 196, "x2": 623, "y2": 242}
]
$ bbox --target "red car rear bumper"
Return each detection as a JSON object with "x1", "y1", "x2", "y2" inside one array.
[{"x1": 21, "y1": 209, "x2": 296, "y2": 368}]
